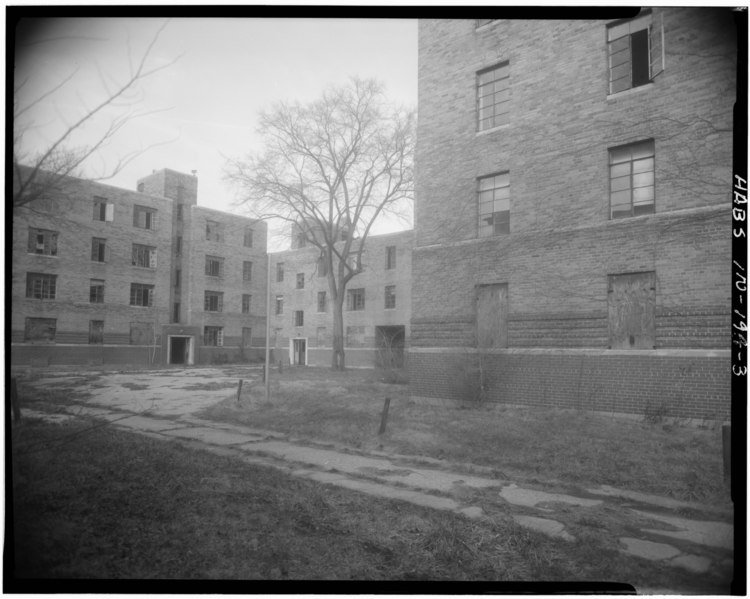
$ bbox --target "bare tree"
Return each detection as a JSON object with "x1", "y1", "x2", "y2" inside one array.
[
  {"x1": 12, "y1": 19, "x2": 179, "y2": 209},
  {"x1": 226, "y1": 78, "x2": 415, "y2": 370}
]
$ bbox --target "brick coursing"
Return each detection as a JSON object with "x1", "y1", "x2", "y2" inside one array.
[
  {"x1": 408, "y1": 350, "x2": 730, "y2": 421},
  {"x1": 411, "y1": 11, "x2": 735, "y2": 416}
]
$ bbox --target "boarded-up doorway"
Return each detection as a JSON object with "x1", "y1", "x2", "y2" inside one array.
[
  {"x1": 607, "y1": 272, "x2": 656, "y2": 349},
  {"x1": 476, "y1": 283, "x2": 508, "y2": 348}
]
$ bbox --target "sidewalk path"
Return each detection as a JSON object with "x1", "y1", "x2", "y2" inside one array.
[{"x1": 27, "y1": 401, "x2": 734, "y2": 584}]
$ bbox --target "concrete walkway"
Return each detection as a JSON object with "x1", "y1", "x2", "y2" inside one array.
[{"x1": 27, "y1": 399, "x2": 734, "y2": 584}]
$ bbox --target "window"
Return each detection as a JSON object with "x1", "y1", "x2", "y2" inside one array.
[
  {"x1": 242, "y1": 327, "x2": 252, "y2": 348},
  {"x1": 204, "y1": 326, "x2": 223, "y2": 347},
  {"x1": 243, "y1": 228, "x2": 254, "y2": 247},
  {"x1": 242, "y1": 294, "x2": 251, "y2": 314},
  {"x1": 609, "y1": 140, "x2": 655, "y2": 219},
  {"x1": 317, "y1": 291, "x2": 327, "y2": 313},
  {"x1": 130, "y1": 322, "x2": 153, "y2": 345},
  {"x1": 204, "y1": 290, "x2": 224, "y2": 312},
  {"x1": 295, "y1": 232, "x2": 307, "y2": 248},
  {"x1": 275, "y1": 295, "x2": 284, "y2": 315},
  {"x1": 477, "y1": 62, "x2": 510, "y2": 131},
  {"x1": 385, "y1": 285, "x2": 396, "y2": 310},
  {"x1": 316, "y1": 327, "x2": 327, "y2": 347},
  {"x1": 173, "y1": 302, "x2": 180, "y2": 323},
  {"x1": 174, "y1": 269, "x2": 181, "y2": 288},
  {"x1": 176, "y1": 236, "x2": 183, "y2": 255},
  {"x1": 27, "y1": 228, "x2": 58, "y2": 256},
  {"x1": 317, "y1": 256, "x2": 328, "y2": 278},
  {"x1": 385, "y1": 246, "x2": 396, "y2": 270},
  {"x1": 89, "y1": 279, "x2": 105, "y2": 304},
  {"x1": 206, "y1": 220, "x2": 223, "y2": 242},
  {"x1": 133, "y1": 205, "x2": 157, "y2": 230},
  {"x1": 205, "y1": 255, "x2": 224, "y2": 277},
  {"x1": 477, "y1": 283, "x2": 509, "y2": 349},
  {"x1": 607, "y1": 11, "x2": 664, "y2": 95},
  {"x1": 243, "y1": 261, "x2": 253, "y2": 282},
  {"x1": 89, "y1": 320, "x2": 104, "y2": 344},
  {"x1": 26, "y1": 273, "x2": 56, "y2": 299},
  {"x1": 24, "y1": 317, "x2": 56, "y2": 342},
  {"x1": 296, "y1": 273, "x2": 305, "y2": 289},
  {"x1": 294, "y1": 310, "x2": 304, "y2": 327},
  {"x1": 130, "y1": 283, "x2": 154, "y2": 307},
  {"x1": 93, "y1": 197, "x2": 114, "y2": 222},
  {"x1": 176, "y1": 204, "x2": 183, "y2": 220},
  {"x1": 132, "y1": 244, "x2": 157, "y2": 268},
  {"x1": 91, "y1": 237, "x2": 107, "y2": 262},
  {"x1": 276, "y1": 262, "x2": 285, "y2": 282},
  {"x1": 478, "y1": 172, "x2": 510, "y2": 236},
  {"x1": 347, "y1": 288, "x2": 365, "y2": 311}
]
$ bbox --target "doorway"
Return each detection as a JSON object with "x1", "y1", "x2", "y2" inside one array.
[
  {"x1": 169, "y1": 336, "x2": 194, "y2": 365},
  {"x1": 291, "y1": 338, "x2": 307, "y2": 366},
  {"x1": 375, "y1": 325, "x2": 405, "y2": 368}
]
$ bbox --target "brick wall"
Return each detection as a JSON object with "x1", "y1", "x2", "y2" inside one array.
[
  {"x1": 269, "y1": 230, "x2": 413, "y2": 367},
  {"x1": 411, "y1": 12, "x2": 735, "y2": 417},
  {"x1": 408, "y1": 348, "x2": 731, "y2": 421}
]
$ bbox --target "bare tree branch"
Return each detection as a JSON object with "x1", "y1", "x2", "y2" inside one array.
[{"x1": 13, "y1": 19, "x2": 181, "y2": 208}]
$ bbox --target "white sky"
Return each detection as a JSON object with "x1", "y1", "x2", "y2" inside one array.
[{"x1": 13, "y1": 16, "x2": 418, "y2": 242}]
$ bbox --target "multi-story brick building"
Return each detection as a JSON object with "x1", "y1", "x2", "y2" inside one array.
[
  {"x1": 410, "y1": 10, "x2": 736, "y2": 420},
  {"x1": 269, "y1": 230, "x2": 413, "y2": 367},
  {"x1": 12, "y1": 167, "x2": 267, "y2": 366}
]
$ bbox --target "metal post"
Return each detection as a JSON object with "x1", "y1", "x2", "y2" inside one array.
[
  {"x1": 236, "y1": 379, "x2": 243, "y2": 403},
  {"x1": 264, "y1": 252, "x2": 272, "y2": 401}
]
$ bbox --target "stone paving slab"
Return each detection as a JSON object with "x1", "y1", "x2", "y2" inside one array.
[
  {"x1": 500, "y1": 483, "x2": 603, "y2": 508},
  {"x1": 631, "y1": 509, "x2": 734, "y2": 550},
  {"x1": 620, "y1": 537, "x2": 682, "y2": 561},
  {"x1": 113, "y1": 415, "x2": 187, "y2": 432},
  {"x1": 240, "y1": 441, "x2": 501, "y2": 493},
  {"x1": 513, "y1": 515, "x2": 575, "y2": 541},
  {"x1": 588, "y1": 485, "x2": 729, "y2": 515},
  {"x1": 297, "y1": 469, "x2": 467, "y2": 513},
  {"x1": 162, "y1": 427, "x2": 265, "y2": 446}
]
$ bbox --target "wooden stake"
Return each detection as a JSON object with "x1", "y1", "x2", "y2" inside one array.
[
  {"x1": 378, "y1": 397, "x2": 391, "y2": 435},
  {"x1": 236, "y1": 379, "x2": 243, "y2": 403}
]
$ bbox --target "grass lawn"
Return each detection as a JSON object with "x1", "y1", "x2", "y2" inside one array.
[
  {"x1": 199, "y1": 366, "x2": 731, "y2": 508},
  {"x1": 8, "y1": 418, "x2": 726, "y2": 591}
]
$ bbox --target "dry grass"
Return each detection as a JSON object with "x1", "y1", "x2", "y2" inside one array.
[
  {"x1": 200, "y1": 367, "x2": 731, "y2": 508},
  {"x1": 9, "y1": 419, "x2": 728, "y2": 592}
]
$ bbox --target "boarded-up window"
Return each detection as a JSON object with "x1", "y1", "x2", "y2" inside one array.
[
  {"x1": 316, "y1": 326, "x2": 327, "y2": 347},
  {"x1": 130, "y1": 322, "x2": 153, "y2": 345},
  {"x1": 476, "y1": 283, "x2": 508, "y2": 348},
  {"x1": 24, "y1": 317, "x2": 56, "y2": 342},
  {"x1": 607, "y1": 272, "x2": 656, "y2": 349},
  {"x1": 346, "y1": 325, "x2": 366, "y2": 347},
  {"x1": 89, "y1": 320, "x2": 104, "y2": 344}
]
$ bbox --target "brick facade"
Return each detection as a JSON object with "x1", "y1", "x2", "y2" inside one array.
[
  {"x1": 269, "y1": 230, "x2": 413, "y2": 367},
  {"x1": 11, "y1": 167, "x2": 267, "y2": 366},
  {"x1": 410, "y1": 11, "x2": 735, "y2": 420}
]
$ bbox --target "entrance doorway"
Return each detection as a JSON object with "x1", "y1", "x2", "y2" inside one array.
[
  {"x1": 169, "y1": 336, "x2": 194, "y2": 365},
  {"x1": 291, "y1": 338, "x2": 307, "y2": 366},
  {"x1": 375, "y1": 325, "x2": 406, "y2": 368}
]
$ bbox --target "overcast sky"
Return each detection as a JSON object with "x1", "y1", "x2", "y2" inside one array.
[{"x1": 14, "y1": 16, "x2": 418, "y2": 243}]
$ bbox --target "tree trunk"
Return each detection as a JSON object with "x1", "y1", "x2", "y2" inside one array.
[{"x1": 331, "y1": 295, "x2": 346, "y2": 370}]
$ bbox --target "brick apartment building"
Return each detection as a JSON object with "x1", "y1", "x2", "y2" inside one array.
[
  {"x1": 409, "y1": 10, "x2": 736, "y2": 420},
  {"x1": 269, "y1": 230, "x2": 413, "y2": 367},
  {"x1": 12, "y1": 167, "x2": 267, "y2": 366}
]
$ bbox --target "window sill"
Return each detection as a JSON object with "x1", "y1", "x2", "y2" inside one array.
[
  {"x1": 476, "y1": 123, "x2": 509, "y2": 137},
  {"x1": 606, "y1": 82, "x2": 654, "y2": 101},
  {"x1": 28, "y1": 253, "x2": 58, "y2": 258}
]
